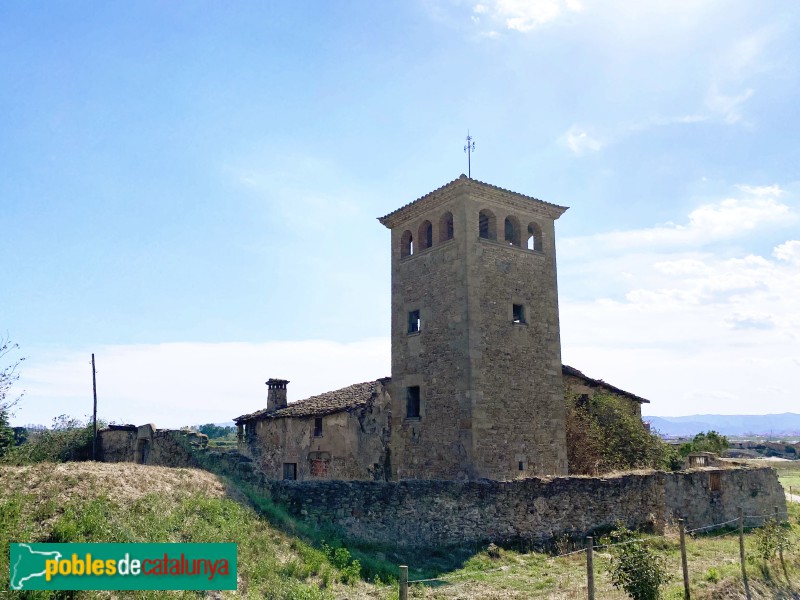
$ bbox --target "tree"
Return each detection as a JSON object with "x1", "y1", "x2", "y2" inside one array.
[
  {"x1": 0, "y1": 336, "x2": 25, "y2": 414},
  {"x1": 0, "y1": 336, "x2": 24, "y2": 458},
  {"x1": 678, "y1": 430, "x2": 729, "y2": 457},
  {"x1": 197, "y1": 423, "x2": 236, "y2": 439}
]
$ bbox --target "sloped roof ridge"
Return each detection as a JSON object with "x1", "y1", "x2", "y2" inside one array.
[
  {"x1": 562, "y1": 364, "x2": 650, "y2": 404},
  {"x1": 234, "y1": 378, "x2": 390, "y2": 422},
  {"x1": 378, "y1": 175, "x2": 567, "y2": 225}
]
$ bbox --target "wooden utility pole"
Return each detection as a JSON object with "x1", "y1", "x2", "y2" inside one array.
[
  {"x1": 738, "y1": 507, "x2": 750, "y2": 598},
  {"x1": 92, "y1": 353, "x2": 98, "y2": 460},
  {"x1": 679, "y1": 519, "x2": 690, "y2": 599},
  {"x1": 399, "y1": 565, "x2": 408, "y2": 600},
  {"x1": 586, "y1": 536, "x2": 595, "y2": 600}
]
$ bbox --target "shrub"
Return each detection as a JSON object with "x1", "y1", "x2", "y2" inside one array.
[
  {"x1": 1, "y1": 415, "x2": 100, "y2": 464},
  {"x1": 754, "y1": 518, "x2": 793, "y2": 561},
  {"x1": 607, "y1": 523, "x2": 671, "y2": 600}
]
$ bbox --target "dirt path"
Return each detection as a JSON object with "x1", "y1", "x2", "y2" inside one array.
[{"x1": 786, "y1": 491, "x2": 800, "y2": 503}]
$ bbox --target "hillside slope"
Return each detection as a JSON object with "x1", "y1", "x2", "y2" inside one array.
[{"x1": 0, "y1": 462, "x2": 383, "y2": 599}]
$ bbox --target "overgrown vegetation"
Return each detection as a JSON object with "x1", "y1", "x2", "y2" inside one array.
[
  {"x1": 678, "y1": 430, "x2": 730, "y2": 457},
  {"x1": 196, "y1": 423, "x2": 236, "y2": 439},
  {"x1": 566, "y1": 392, "x2": 679, "y2": 474},
  {"x1": 1, "y1": 461, "x2": 799, "y2": 599},
  {"x1": 0, "y1": 463, "x2": 376, "y2": 599},
  {"x1": 1, "y1": 414, "x2": 100, "y2": 464},
  {"x1": 0, "y1": 336, "x2": 24, "y2": 459},
  {"x1": 606, "y1": 523, "x2": 672, "y2": 600}
]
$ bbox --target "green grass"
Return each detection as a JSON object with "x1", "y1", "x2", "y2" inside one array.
[
  {"x1": 0, "y1": 464, "x2": 378, "y2": 599},
  {"x1": 3, "y1": 462, "x2": 799, "y2": 599}
]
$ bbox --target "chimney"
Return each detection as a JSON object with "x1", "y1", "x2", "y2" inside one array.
[{"x1": 266, "y1": 378, "x2": 289, "y2": 411}]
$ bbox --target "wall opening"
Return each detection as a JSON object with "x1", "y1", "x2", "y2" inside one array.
[
  {"x1": 439, "y1": 211, "x2": 454, "y2": 242},
  {"x1": 283, "y1": 463, "x2": 297, "y2": 480},
  {"x1": 400, "y1": 230, "x2": 414, "y2": 257},
  {"x1": 406, "y1": 386, "x2": 421, "y2": 419},
  {"x1": 136, "y1": 439, "x2": 150, "y2": 465},
  {"x1": 513, "y1": 304, "x2": 526, "y2": 324},
  {"x1": 504, "y1": 216, "x2": 522, "y2": 246},
  {"x1": 408, "y1": 309, "x2": 421, "y2": 334},
  {"x1": 527, "y1": 222, "x2": 543, "y2": 251},
  {"x1": 710, "y1": 472, "x2": 721, "y2": 492},
  {"x1": 313, "y1": 417, "x2": 323, "y2": 437},
  {"x1": 479, "y1": 209, "x2": 497, "y2": 240},
  {"x1": 418, "y1": 220, "x2": 433, "y2": 250}
]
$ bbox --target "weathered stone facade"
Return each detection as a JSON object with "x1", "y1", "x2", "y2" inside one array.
[
  {"x1": 252, "y1": 466, "x2": 785, "y2": 548},
  {"x1": 236, "y1": 380, "x2": 392, "y2": 481},
  {"x1": 232, "y1": 177, "x2": 654, "y2": 482},
  {"x1": 98, "y1": 424, "x2": 206, "y2": 468},
  {"x1": 379, "y1": 176, "x2": 569, "y2": 480},
  {"x1": 562, "y1": 364, "x2": 649, "y2": 419},
  {"x1": 234, "y1": 365, "x2": 646, "y2": 481}
]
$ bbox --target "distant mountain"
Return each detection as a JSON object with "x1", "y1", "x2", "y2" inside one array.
[{"x1": 646, "y1": 413, "x2": 800, "y2": 438}]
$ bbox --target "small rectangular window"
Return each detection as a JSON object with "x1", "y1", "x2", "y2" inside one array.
[
  {"x1": 513, "y1": 304, "x2": 526, "y2": 324},
  {"x1": 283, "y1": 463, "x2": 297, "y2": 480},
  {"x1": 518, "y1": 461, "x2": 524, "y2": 471},
  {"x1": 710, "y1": 472, "x2": 721, "y2": 492},
  {"x1": 406, "y1": 386, "x2": 421, "y2": 419},
  {"x1": 408, "y1": 310, "x2": 421, "y2": 334},
  {"x1": 313, "y1": 417, "x2": 323, "y2": 437}
]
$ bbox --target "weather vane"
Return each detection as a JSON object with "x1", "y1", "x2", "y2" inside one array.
[{"x1": 464, "y1": 131, "x2": 475, "y2": 178}]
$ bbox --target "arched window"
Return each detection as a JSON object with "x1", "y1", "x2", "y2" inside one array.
[
  {"x1": 400, "y1": 230, "x2": 414, "y2": 257},
  {"x1": 418, "y1": 220, "x2": 433, "y2": 250},
  {"x1": 504, "y1": 216, "x2": 521, "y2": 247},
  {"x1": 478, "y1": 209, "x2": 496, "y2": 240},
  {"x1": 527, "y1": 222, "x2": 543, "y2": 251},
  {"x1": 439, "y1": 211, "x2": 454, "y2": 242}
]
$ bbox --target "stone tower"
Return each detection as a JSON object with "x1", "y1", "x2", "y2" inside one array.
[{"x1": 378, "y1": 175, "x2": 569, "y2": 480}]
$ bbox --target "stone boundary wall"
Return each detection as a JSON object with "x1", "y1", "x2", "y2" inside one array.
[{"x1": 248, "y1": 467, "x2": 783, "y2": 548}]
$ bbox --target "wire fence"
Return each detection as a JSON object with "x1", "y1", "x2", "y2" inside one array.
[{"x1": 398, "y1": 505, "x2": 795, "y2": 599}]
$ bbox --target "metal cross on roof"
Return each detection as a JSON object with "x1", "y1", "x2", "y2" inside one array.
[{"x1": 464, "y1": 131, "x2": 475, "y2": 178}]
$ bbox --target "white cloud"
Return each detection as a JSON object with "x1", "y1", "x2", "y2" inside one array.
[
  {"x1": 562, "y1": 185, "x2": 792, "y2": 253},
  {"x1": 474, "y1": 0, "x2": 583, "y2": 33},
  {"x1": 563, "y1": 125, "x2": 603, "y2": 155},
  {"x1": 705, "y1": 83, "x2": 754, "y2": 124},
  {"x1": 773, "y1": 240, "x2": 800, "y2": 264},
  {"x1": 14, "y1": 339, "x2": 390, "y2": 428},
  {"x1": 560, "y1": 187, "x2": 800, "y2": 416}
]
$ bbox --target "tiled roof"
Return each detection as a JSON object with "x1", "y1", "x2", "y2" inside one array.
[
  {"x1": 235, "y1": 366, "x2": 648, "y2": 423},
  {"x1": 378, "y1": 175, "x2": 568, "y2": 226},
  {"x1": 234, "y1": 378, "x2": 389, "y2": 422},
  {"x1": 562, "y1": 364, "x2": 650, "y2": 404}
]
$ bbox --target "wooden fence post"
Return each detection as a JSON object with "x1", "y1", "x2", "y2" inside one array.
[
  {"x1": 399, "y1": 565, "x2": 408, "y2": 600},
  {"x1": 738, "y1": 507, "x2": 750, "y2": 599},
  {"x1": 586, "y1": 536, "x2": 594, "y2": 600},
  {"x1": 679, "y1": 518, "x2": 690, "y2": 599}
]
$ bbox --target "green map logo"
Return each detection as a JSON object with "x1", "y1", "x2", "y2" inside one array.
[
  {"x1": 9, "y1": 543, "x2": 237, "y2": 590},
  {"x1": 10, "y1": 543, "x2": 64, "y2": 590}
]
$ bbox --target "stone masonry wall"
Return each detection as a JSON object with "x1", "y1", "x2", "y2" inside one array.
[
  {"x1": 238, "y1": 387, "x2": 391, "y2": 481},
  {"x1": 98, "y1": 425, "x2": 204, "y2": 468},
  {"x1": 251, "y1": 467, "x2": 784, "y2": 548},
  {"x1": 387, "y1": 179, "x2": 569, "y2": 481}
]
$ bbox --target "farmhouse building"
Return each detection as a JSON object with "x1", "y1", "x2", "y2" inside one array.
[
  {"x1": 234, "y1": 366, "x2": 648, "y2": 482},
  {"x1": 235, "y1": 175, "x2": 650, "y2": 482}
]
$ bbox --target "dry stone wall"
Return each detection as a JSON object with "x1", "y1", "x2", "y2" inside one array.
[
  {"x1": 98, "y1": 425, "x2": 205, "y2": 468},
  {"x1": 251, "y1": 467, "x2": 784, "y2": 548}
]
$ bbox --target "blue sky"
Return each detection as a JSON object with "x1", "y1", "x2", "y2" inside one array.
[{"x1": 2, "y1": 1, "x2": 798, "y2": 427}]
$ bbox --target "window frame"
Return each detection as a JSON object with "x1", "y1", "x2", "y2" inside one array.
[{"x1": 406, "y1": 385, "x2": 421, "y2": 419}]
